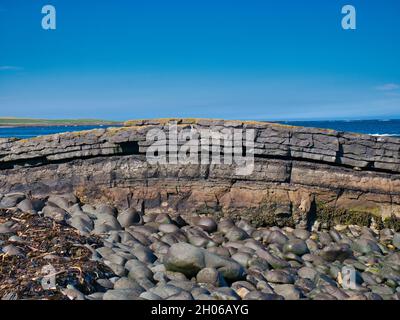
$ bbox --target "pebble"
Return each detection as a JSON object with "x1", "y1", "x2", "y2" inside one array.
[
  {"x1": 117, "y1": 208, "x2": 143, "y2": 228},
  {"x1": 273, "y1": 284, "x2": 303, "y2": 300},
  {"x1": 103, "y1": 289, "x2": 141, "y2": 300},
  {"x1": 283, "y1": 239, "x2": 309, "y2": 256},
  {"x1": 196, "y1": 267, "x2": 227, "y2": 287},
  {"x1": 264, "y1": 270, "x2": 294, "y2": 284}
]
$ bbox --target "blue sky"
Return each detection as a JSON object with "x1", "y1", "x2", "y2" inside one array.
[{"x1": 0, "y1": 0, "x2": 400, "y2": 120}]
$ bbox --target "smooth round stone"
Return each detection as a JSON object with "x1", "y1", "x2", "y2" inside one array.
[
  {"x1": 329, "y1": 230, "x2": 342, "y2": 243},
  {"x1": 131, "y1": 244, "x2": 157, "y2": 264},
  {"x1": 17, "y1": 199, "x2": 36, "y2": 213},
  {"x1": 195, "y1": 217, "x2": 217, "y2": 233},
  {"x1": 164, "y1": 243, "x2": 206, "y2": 277},
  {"x1": 155, "y1": 213, "x2": 173, "y2": 224},
  {"x1": 243, "y1": 291, "x2": 283, "y2": 300},
  {"x1": 295, "y1": 278, "x2": 316, "y2": 293},
  {"x1": 86, "y1": 292, "x2": 105, "y2": 300},
  {"x1": 0, "y1": 193, "x2": 26, "y2": 208},
  {"x1": 273, "y1": 284, "x2": 303, "y2": 300},
  {"x1": 369, "y1": 285, "x2": 395, "y2": 296},
  {"x1": 158, "y1": 223, "x2": 179, "y2": 233},
  {"x1": 126, "y1": 260, "x2": 153, "y2": 280},
  {"x1": 117, "y1": 208, "x2": 143, "y2": 228},
  {"x1": 114, "y1": 277, "x2": 145, "y2": 291},
  {"x1": 361, "y1": 272, "x2": 379, "y2": 286},
  {"x1": 252, "y1": 229, "x2": 271, "y2": 242},
  {"x1": 42, "y1": 205, "x2": 68, "y2": 223},
  {"x1": 352, "y1": 239, "x2": 382, "y2": 254},
  {"x1": 103, "y1": 289, "x2": 141, "y2": 300},
  {"x1": 267, "y1": 231, "x2": 289, "y2": 246},
  {"x1": 188, "y1": 235, "x2": 211, "y2": 248},
  {"x1": 283, "y1": 239, "x2": 309, "y2": 256},
  {"x1": 292, "y1": 229, "x2": 310, "y2": 240},
  {"x1": 96, "y1": 246, "x2": 114, "y2": 258},
  {"x1": 167, "y1": 280, "x2": 196, "y2": 292},
  {"x1": 257, "y1": 249, "x2": 290, "y2": 269},
  {"x1": 140, "y1": 291, "x2": 162, "y2": 300},
  {"x1": 191, "y1": 287, "x2": 210, "y2": 299},
  {"x1": 96, "y1": 278, "x2": 114, "y2": 289},
  {"x1": 196, "y1": 268, "x2": 226, "y2": 287},
  {"x1": 95, "y1": 204, "x2": 118, "y2": 217},
  {"x1": 93, "y1": 214, "x2": 122, "y2": 233},
  {"x1": 210, "y1": 287, "x2": 241, "y2": 300},
  {"x1": 313, "y1": 292, "x2": 337, "y2": 300},
  {"x1": 264, "y1": 270, "x2": 294, "y2": 284},
  {"x1": 283, "y1": 252, "x2": 303, "y2": 263},
  {"x1": 153, "y1": 271, "x2": 168, "y2": 283},
  {"x1": 167, "y1": 291, "x2": 194, "y2": 300},
  {"x1": 218, "y1": 219, "x2": 235, "y2": 233},
  {"x1": 103, "y1": 261, "x2": 127, "y2": 277},
  {"x1": 150, "y1": 284, "x2": 183, "y2": 299},
  {"x1": 206, "y1": 246, "x2": 231, "y2": 257},
  {"x1": 256, "y1": 280, "x2": 274, "y2": 293},
  {"x1": 320, "y1": 243, "x2": 353, "y2": 262},
  {"x1": 318, "y1": 232, "x2": 333, "y2": 246},
  {"x1": 248, "y1": 257, "x2": 270, "y2": 271},
  {"x1": 392, "y1": 233, "x2": 400, "y2": 249},
  {"x1": 236, "y1": 220, "x2": 255, "y2": 234},
  {"x1": 243, "y1": 238, "x2": 265, "y2": 251},
  {"x1": 104, "y1": 253, "x2": 126, "y2": 266},
  {"x1": 106, "y1": 232, "x2": 121, "y2": 243},
  {"x1": 298, "y1": 267, "x2": 318, "y2": 281},
  {"x1": 305, "y1": 239, "x2": 319, "y2": 252},
  {"x1": 379, "y1": 228, "x2": 393, "y2": 243},
  {"x1": 47, "y1": 195, "x2": 72, "y2": 211},
  {"x1": 165, "y1": 271, "x2": 187, "y2": 281},
  {"x1": 314, "y1": 273, "x2": 337, "y2": 287},
  {"x1": 68, "y1": 214, "x2": 94, "y2": 234},
  {"x1": 231, "y1": 252, "x2": 252, "y2": 268},
  {"x1": 225, "y1": 227, "x2": 249, "y2": 241},
  {"x1": 321, "y1": 285, "x2": 349, "y2": 300},
  {"x1": 231, "y1": 280, "x2": 257, "y2": 292}
]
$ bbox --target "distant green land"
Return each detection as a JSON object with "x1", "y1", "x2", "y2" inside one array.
[{"x1": 0, "y1": 117, "x2": 122, "y2": 127}]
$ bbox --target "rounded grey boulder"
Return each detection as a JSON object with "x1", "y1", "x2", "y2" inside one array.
[{"x1": 117, "y1": 208, "x2": 143, "y2": 228}]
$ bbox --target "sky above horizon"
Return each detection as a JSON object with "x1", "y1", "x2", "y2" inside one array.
[{"x1": 1, "y1": 0, "x2": 400, "y2": 121}]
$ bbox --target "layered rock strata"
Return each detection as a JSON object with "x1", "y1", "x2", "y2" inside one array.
[{"x1": 0, "y1": 119, "x2": 399, "y2": 227}]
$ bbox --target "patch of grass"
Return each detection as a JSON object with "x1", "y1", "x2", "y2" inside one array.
[
  {"x1": 230, "y1": 202, "x2": 295, "y2": 228},
  {"x1": 0, "y1": 117, "x2": 121, "y2": 127},
  {"x1": 315, "y1": 201, "x2": 373, "y2": 228},
  {"x1": 382, "y1": 215, "x2": 400, "y2": 232}
]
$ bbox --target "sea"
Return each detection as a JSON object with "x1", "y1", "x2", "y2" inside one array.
[{"x1": 0, "y1": 120, "x2": 399, "y2": 139}]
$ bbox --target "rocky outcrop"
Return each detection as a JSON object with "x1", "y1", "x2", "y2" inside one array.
[{"x1": 1, "y1": 118, "x2": 399, "y2": 228}]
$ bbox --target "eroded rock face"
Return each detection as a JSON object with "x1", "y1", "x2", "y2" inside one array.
[{"x1": 0, "y1": 118, "x2": 399, "y2": 227}]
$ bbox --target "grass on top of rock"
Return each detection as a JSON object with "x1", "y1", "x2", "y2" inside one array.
[
  {"x1": 228, "y1": 202, "x2": 295, "y2": 228},
  {"x1": 315, "y1": 201, "x2": 400, "y2": 231}
]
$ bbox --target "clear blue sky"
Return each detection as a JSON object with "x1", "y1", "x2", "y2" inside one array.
[{"x1": 0, "y1": 0, "x2": 399, "y2": 120}]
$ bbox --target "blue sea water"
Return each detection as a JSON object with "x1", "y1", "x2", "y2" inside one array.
[
  {"x1": 0, "y1": 120, "x2": 399, "y2": 139},
  {"x1": 0, "y1": 125, "x2": 119, "y2": 139},
  {"x1": 275, "y1": 119, "x2": 400, "y2": 137}
]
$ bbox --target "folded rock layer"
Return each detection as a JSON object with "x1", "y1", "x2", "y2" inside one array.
[{"x1": 1, "y1": 118, "x2": 399, "y2": 227}]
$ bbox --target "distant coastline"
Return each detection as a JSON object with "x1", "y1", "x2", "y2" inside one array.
[{"x1": 0, "y1": 117, "x2": 122, "y2": 127}]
